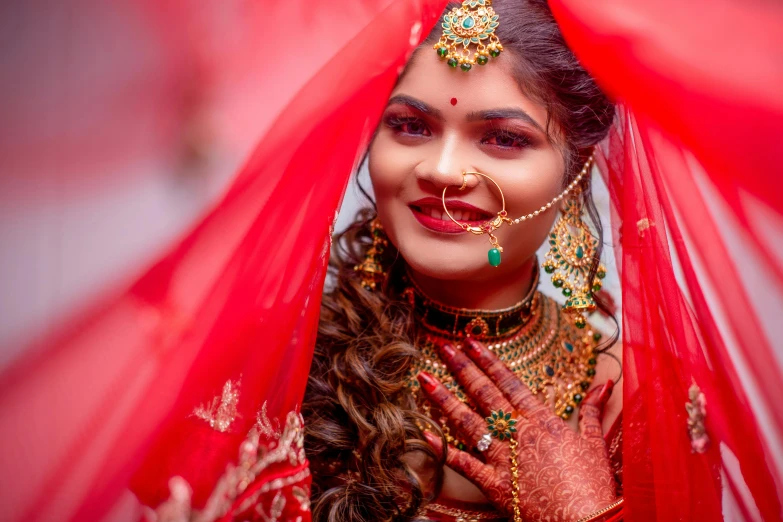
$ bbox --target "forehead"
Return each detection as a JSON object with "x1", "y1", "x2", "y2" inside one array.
[{"x1": 391, "y1": 49, "x2": 548, "y2": 126}]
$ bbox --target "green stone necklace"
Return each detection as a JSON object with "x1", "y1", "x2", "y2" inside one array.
[{"x1": 406, "y1": 287, "x2": 601, "y2": 450}]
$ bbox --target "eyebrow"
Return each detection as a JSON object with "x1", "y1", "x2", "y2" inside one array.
[
  {"x1": 386, "y1": 94, "x2": 444, "y2": 121},
  {"x1": 386, "y1": 95, "x2": 545, "y2": 134},
  {"x1": 466, "y1": 108, "x2": 544, "y2": 133}
]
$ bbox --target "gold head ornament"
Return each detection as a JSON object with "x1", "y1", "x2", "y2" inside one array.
[{"x1": 434, "y1": 0, "x2": 503, "y2": 71}]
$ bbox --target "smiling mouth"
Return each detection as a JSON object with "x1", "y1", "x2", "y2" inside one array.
[
  {"x1": 408, "y1": 203, "x2": 494, "y2": 234},
  {"x1": 410, "y1": 205, "x2": 491, "y2": 223}
]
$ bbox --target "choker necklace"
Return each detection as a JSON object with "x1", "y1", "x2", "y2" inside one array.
[
  {"x1": 401, "y1": 264, "x2": 540, "y2": 342},
  {"x1": 405, "y1": 269, "x2": 601, "y2": 450}
]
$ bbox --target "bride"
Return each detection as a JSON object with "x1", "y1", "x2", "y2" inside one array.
[{"x1": 304, "y1": 1, "x2": 622, "y2": 520}]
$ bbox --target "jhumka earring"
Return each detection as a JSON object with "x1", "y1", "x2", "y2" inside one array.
[
  {"x1": 434, "y1": 0, "x2": 503, "y2": 72},
  {"x1": 354, "y1": 218, "x2": 388, "y2": 291},
  {"x1": 442, "y1": 171, "x2": 512, "y2": 267},
  {"x1": 543, "y1": 157, "x2": 607, "y2": 328}
]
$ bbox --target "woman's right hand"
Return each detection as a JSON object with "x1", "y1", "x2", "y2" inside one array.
[{"x1": 418, "y1": 338, "x2": 616, "y2": 521}]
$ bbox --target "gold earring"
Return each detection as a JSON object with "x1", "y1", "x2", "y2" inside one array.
[
  {"x1": 443, "y1": 171, "x2": 512, "y2": 267},
  {"x1": 354, "y1": 218, "x2": 388, "y2": 291},
  {"x1": 542, "y1": 183, "x2": 607, "y2": 328}
]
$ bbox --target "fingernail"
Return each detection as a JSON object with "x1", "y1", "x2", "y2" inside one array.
[
  {"x1": 417, "y1": 371, "x2": 438, "y2": 393},
  {"x1": 422, "y1": 430, "x2": 439, "y2": 446},
  {"x1": 598, "y1": 379, "x2": 615, "y2": 405},
  {"x1": 441, "y1": 343, "x2": 457, "y2": 361},
  {"x1": 465, "y1": 337, "x2": 482, "y2": 357}
]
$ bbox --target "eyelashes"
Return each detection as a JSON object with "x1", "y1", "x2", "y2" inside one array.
[
  {"x1": 483, "y1": 129, "x2": 532, "y2": 149},
  {"x1": 383, "y1": 113, "x2": 533, "y2": 150},
  {"x1": 384, "y1": 115, "x2": 432, "y2": 136}
]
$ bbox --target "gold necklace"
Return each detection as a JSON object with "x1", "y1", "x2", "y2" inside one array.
[{"x1": 406, "y1": 284, "x2": 602, "y2": 450}]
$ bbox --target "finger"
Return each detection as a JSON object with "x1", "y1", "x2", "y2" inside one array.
[
  {"x1": 417, "y1": 371, "x2": 509, "y2": 461},
  {"x1": 464, "y1": 337, "x2": 559, "y2": 432},
  {"x1": 418, "y1": 371, "x2": 488, "y2": 441},
  {"x1": 423, "y1": 430, "x2": 495, "y2": 487},
  {"x1": 438, "y1": 343, "x2": 514, "y2": 417},
  {"x1": 579, "y1": 380, "x2": 614, "y2": 444}
]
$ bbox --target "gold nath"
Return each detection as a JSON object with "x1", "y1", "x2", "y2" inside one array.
[{"x1": 434, "y1": 0, "x2": 503, "y2": 72}]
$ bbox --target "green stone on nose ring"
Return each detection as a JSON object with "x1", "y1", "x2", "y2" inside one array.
[{"x1": 442, "y1": 171, "x2": 512, "y2": 267}]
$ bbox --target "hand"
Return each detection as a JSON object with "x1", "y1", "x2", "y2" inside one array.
[{"x1": 417, "y1": 338, "x2": 616, "y2": 521}]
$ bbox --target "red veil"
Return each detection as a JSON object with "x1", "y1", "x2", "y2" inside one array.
[{"x1": 0, "y1": 0, "x2": 780, "y2": 520}]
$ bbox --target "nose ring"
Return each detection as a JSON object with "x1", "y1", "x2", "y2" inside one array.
[
  {"x1": 442, "y1": 171, "x2": 512, "y2": 267},
  {"x1": 459, "y1": 172, "x2": 468, "y2": 191}
]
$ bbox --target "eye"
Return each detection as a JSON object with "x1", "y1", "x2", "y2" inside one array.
[
  {"x1": 483, "y1": 129, "x2": 532, "y2": 149},
  {"x1": 385, "y1": 116, "x2": 432, "y2": 137}
]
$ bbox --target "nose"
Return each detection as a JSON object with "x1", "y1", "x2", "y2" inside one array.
[{"x1": 414, "y1": 133, "x2": 480, "y2": 191}]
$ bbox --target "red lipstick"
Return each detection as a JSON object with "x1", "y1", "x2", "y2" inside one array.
[{"x1": 408, "y1": 197, "x2": 493, "y2": 234}]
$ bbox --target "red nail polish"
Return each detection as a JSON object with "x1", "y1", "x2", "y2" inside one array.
[
  {"x1": 441, "y1": 343, "x2": 457, "y2": 361},
  {"x1": 465, "y1": 337, "x2": 482, "y2": 357},
  {"x1": 599, "y1": 379, "x2": 615, "y2": 404},
  {"x1": 417, "y1": 371, "x2": 438, "y2": 393}
]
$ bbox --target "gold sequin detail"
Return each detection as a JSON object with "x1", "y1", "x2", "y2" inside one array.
[{"x1": 193, "y1": 379, "x2": 241, "y2": 433}]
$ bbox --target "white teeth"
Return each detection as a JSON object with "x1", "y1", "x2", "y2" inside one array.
[
  {"x1": 453, "y1": 210, "x2": 464, "y2": 221},
  {"x1": 429, "y1": 207, "x2": 440, "y2": 219},
  {"x1": 441, "y1": 211, "x2": 449, "y2": 221}
]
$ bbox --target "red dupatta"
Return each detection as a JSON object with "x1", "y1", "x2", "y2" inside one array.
[
  {"x1": 551, "y1": 0, "x2": 783, "y2": 519},
  {"x1": 0, "y1": 0, "x2": 781, "y2": 520}
]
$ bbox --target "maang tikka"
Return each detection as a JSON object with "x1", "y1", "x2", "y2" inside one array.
[{"x1": 434, "y1": 0, "x2": 503, "y2": 72}]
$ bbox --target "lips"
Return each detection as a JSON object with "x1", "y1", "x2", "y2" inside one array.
[{"x1": 408, "y1": 197, "x2": 494, "y2": 234}]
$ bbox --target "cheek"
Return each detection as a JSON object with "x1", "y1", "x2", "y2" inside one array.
[
  {"x1": 368, "y1": 136, "x2": 410, "y2": 201},
  {"x1": 495, "y1": 154, "x2": 565, "y2": 260}
]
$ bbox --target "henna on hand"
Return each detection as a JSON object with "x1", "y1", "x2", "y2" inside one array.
[{"x1": 419, "y1": 339, "x2": 617, "y2": 521}]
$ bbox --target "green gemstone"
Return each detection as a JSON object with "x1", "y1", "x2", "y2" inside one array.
[
  {"x1": 564, "y1": 342, "x2": 574, "y2": 352},
  {"x1": 488, "y1": 248, "x2": 501, "y2": 267},
  {"x1": 587, "y1": 368, "x2": 596, "y2": 376},
  {"x1": 447, "y1": 57, "x2": 459, "y2": 68},
  {"x1": 581, "y1": 382, "x2": 590, "y2": 390},
  {"x1": 462, "y1": 16, "x2": 476, "y2": 29},
  {"x1": 593, "y1": 283, "x2": 602, "y2": 292},
  {"x1": 562, "y1": 288, "x2": 572, "y2": 297},
  {"x1": 565, "y1": 405, "x2": 574, "y2": 414},
  {"x1": 576, "y1": 245, "x2": 584, "y2": 259},
  {"x1": 437, "y1": 47, "x2": 448, "y2": 58},
  {"x1": 477, "y1": 54, "x2": 488, "y2": 65},
  {"x1": 597, "y1": 269, "x2": 607, "y2": 279},
  {"x1": 574, "y1": 393, "x2": 583, "y2": 403},
  {"x1": 460, "y1": 63, "x2": 472, "y2": 71},
  {"x1": 544, "y1": 265, "x2": 555, "y2": 274},
  {"x1": 588, "y1": 357, "x2": 597, "y2": 365},
  {"x1": 593, "y1": 332, "x2": 602, "y2": 341},
  {"x1": 490, "y1": 49, "x2": 501, "y2": 57},
  {"x1": 553, "y1": 279, "x2": 563, "y2": 288}
]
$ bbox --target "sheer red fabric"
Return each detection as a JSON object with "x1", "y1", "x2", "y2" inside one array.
[
  {"x1": 1, "y1": 1, "x2": 781, "y2": 521},
  {"x1": 0, "y1": 1, "x2": 446, "y2": 520},
  {"x1": 551, "y1": 0, "x2": 783, "y2": 519}
]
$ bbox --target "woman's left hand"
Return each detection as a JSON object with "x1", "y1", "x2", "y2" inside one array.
[{"x1": 417, "y1": 337, "x2": 616, "y2": 521}]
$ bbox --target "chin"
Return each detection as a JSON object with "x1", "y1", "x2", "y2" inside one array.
[{"x1": 394, "y1": 233, "x2": 491, "y2": 280}]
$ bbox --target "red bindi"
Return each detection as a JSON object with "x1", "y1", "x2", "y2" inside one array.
[{"x1": 450, "y1": 97, "x2": 458, "y2": 106}]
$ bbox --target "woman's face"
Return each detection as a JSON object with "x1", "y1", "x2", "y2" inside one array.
[{"x1": 369, "y1": 49, "x2": 566, "y2": 283}]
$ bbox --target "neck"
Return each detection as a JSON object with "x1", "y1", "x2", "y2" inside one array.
[{"x1": 407, "y1": 257, "x2": 537, "y2": 310}]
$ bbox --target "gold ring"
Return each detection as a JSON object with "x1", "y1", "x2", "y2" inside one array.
[{"x1": 441, "y1": 171, "x2": 512, "y2": 267}]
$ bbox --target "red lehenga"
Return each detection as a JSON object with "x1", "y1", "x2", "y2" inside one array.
[{"x1": 0, "y1": 1, "x2": 781, "y2": 521}]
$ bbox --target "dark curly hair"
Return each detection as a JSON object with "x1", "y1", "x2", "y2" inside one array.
[{"x1": 303, "y1": 1, "x2": 616, "y2": 520}]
